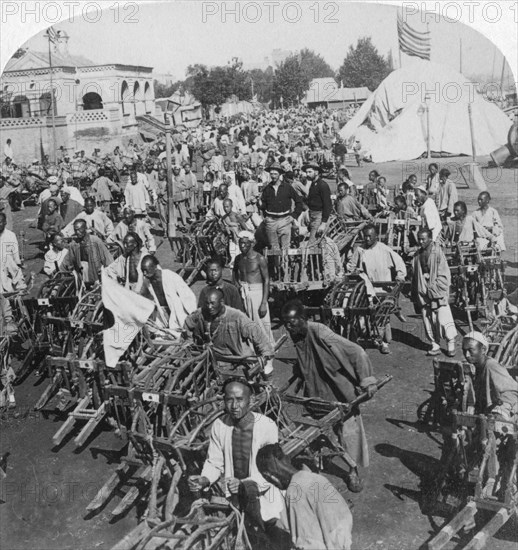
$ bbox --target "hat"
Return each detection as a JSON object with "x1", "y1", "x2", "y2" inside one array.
[
  {"x1": 238, "y1": 230, "x2": 256, "y2": 242},
  {"x1": 463, "y1": 331, "x2": 488, "y2": 349},
  {"x1": 415, "y1": 185, "x2": 427, "y2": 194},
  {"x1": 265, "y1": 162, "x2": 284, "y2": 174},
  {"x1": 49, "y1": 184, "x2": 59, "y2": 193},
  {"x1": 302, "y1": 162, "x2": 320, "y2": 172},
  {"x1": 47, "y1": 176, "x2": 58, "y2": 184}
]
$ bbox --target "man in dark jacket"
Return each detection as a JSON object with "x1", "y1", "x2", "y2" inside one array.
[{"x1": 303, "y1": 162, "x2": 332, "y2": 244}]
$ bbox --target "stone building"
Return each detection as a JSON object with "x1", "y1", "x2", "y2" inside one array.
[{"x1": 0, "y1": 34, "x2": 154, "y2": 164}]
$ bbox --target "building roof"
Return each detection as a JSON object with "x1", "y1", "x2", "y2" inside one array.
[
  {"x1": 304, "y1": 78, "x2": 370, "y2": 104},
  {"x1": 3, "y1": 49, "x2": 153, "y2": 73},
  {"x1": 4, "y1": 49, "x2": 97, "y2": 72}
]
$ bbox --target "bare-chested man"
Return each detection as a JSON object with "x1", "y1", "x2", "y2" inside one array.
[{"x1": 233, "y1": 230, "x2": 274, "y2": 375}]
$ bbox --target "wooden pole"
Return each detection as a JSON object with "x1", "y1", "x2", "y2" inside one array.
[
  {"x1": 468, "y1": 103, "x2": 476, "y2": 161},
  {"x1": 164, "y1": 113, "x2": 176, "y2": 238},
  {"x1": 499, "y1": 56, "x2": 506, "y2": 99},
  {"x1": 425, "y1": 95, "x2": 430, "y2": 159},
  {"x1": 46, "y1": 33, "x2": 57, "y2": 163}
]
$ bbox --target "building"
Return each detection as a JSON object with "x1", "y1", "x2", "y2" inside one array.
[
  {"x1": 0, "y1": 34, "x2": 154, "y2": 164},
  {"x1": 303, "y1": 78, "x2": 371, "y2": 110}
]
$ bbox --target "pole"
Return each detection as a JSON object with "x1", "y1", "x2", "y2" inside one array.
[
  {"x1": 425, "y1": 95, "x2": 430, "y2": 159},
  {"x1": 499, "y1": 56, "x2": 506, "y2": 99},
  {"x1": 491, "y1": 46, "x2": 496, "y2": 81},
  {"x1": 467, "y1": 103, "x2": 476, "y2": 162},
  {"x1": 47, "y1": 34, "x2": 57, "y2": 163},
  {"x1": 164, "y1": 112, "x2": 176, "y2": 238}
]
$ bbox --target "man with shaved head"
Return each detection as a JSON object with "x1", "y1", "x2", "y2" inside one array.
[
  {"x1": 281, "y1": 299, "x2": 377, "y2": 493},
  {"x1": 188, "y1": 378, "x2": 286, "y2": 542},
  {"x1": 462, "y1": 331, "x2": 517, "y2": 420},
  {"x1": 183, "y1": 287, "x2": 273, "y2": 369},
  {"x1": 139, "y1": 255, "x2": 196, "y2": 337}
]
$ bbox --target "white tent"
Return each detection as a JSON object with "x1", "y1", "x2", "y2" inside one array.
[{"x1": 339, "y1": 59, "x2": 512, "y2": 163}]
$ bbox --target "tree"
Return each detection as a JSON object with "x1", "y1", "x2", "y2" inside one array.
[
  {"x1": 187, "y1": 59, "x2": 252, "y2": 109},
  {"x1": 299, "y1": 48, "x2": 335, "y2": 83},
  {"x1": 273, "y1": 56, "x2": 306, "y2": 106},
  {"x1": 337, "y1": 37, "x2": 392, "y2": 91},
  {"x1": 153, "y1": 79, "x2": 182, "y2": 99},
  {"x1": 273, "y1": 49, "x2": 335, "y2": 106}
]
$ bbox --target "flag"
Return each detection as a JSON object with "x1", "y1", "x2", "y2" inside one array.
[
  {"x1": 101, "y1": 270, "x2": 155, "y2": 368},
  {"x1": 397, "y1": 12, "x2": 431, "y2": 60},
  {"x1": 46, "y1": 26, "x2": 59, "y2": 44}
]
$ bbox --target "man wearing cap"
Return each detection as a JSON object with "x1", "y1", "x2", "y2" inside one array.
[
  {"x1": 412, "y1": 227, "x2": 457, "y2": 357},
  {"x1": 415, "y1": 186, "x2": 442, "y2": 242},
  {"x1": 233, "y1": 231, "x2": 275, "y2": 375},
  {"x1": 303, "y1": 162, "x2": 332, "y2": 244},
  {"x1": 462, "y1": 331, "x2": 517, "y2": 419},
  {"x1": 261, "y1": 162, "x2": 303, "y2": 250}
]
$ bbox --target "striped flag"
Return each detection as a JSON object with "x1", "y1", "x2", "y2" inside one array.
[
  {"x1": 46, "y1": 26, "x2": 60, "y2": 44},
  {"x1": 397, "y1": 13, "x2": 431, "y2": 60}
]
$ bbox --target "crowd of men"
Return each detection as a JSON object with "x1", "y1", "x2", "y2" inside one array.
[{"x1": 1, "y1": 105, "x2": 517, "y2": 550}]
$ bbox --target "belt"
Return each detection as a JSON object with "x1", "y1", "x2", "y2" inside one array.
[{"x1": 266, "y1": 211, "x2": 290, "y2": 218}]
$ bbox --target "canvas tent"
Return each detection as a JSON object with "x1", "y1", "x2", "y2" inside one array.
[
  {"x1": 339, "y1": 59, "x2": 513, "y2": 163},
  {"x1": 217, "y1": 95, "x2": 265, "y2": 117},
  {"x1": 155, "y1": 91, "x2": 202, "y2": 128}
]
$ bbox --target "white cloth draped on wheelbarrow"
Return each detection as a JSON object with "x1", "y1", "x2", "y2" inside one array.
[{"x1": 101, "y1": 269, "x2": 155, "y2": 368}]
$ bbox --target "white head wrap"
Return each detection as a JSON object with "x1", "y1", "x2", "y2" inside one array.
[
  {"x1": 237, "y1": 230, "x2": 255, "y2": 242},
  {"x1": 463, "y1": 331, "x2": 488, "y2": 349}
]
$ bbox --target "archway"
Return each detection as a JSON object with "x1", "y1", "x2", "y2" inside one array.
[
  {"x1": 12, "y1": 95, "x2": 30, "y2": 118},
  {"x1": 121, "y1": 80, "x2": 130, "y2": 115},
  {"x1": 82, "y1": 92, "x2": 103, "y2": 110},
  {"x1": 144, "y1": 81, "x2": 153, "y2": 114},
  {"x1": 133, "y1": 81, "x2": 142, "y2": 116}
]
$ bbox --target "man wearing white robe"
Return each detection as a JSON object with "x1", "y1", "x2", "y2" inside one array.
[
  {"x1": 139, "y1": 255, "x2": 196, "y2": 337},
  {"x1": 125, "y1": 170, "x2": 150, "y2": 214}
]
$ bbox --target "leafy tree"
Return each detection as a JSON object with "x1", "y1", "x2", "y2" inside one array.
[
  {"x1": 248, "y1": 67, "x2": 274, "y2": 104},
  {"x1": 187, "y1": 59, "x2": 252, "y2": 109},
  {"x1": 153, "y1": 79, "x2": 182, "y2": 99},
  {"x1": 273, "y1": 49, "x2": 335, "y2": 106},
  {"x1": 337, "y1": 37, "x2": 392, "y2": 91}
]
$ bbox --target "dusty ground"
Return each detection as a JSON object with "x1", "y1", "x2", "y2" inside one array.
[{"x1": 1, "y1": 155, "x2": 517, "y2": 550}]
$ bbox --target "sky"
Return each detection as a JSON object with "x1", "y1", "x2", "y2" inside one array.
[{"x1": 7, "y1": 1, "x2": 517, "y2": 86}]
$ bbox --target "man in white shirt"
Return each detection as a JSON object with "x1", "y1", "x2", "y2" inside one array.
[
  {"x1": 62, "y1": 197, "x2": 114, "y2": 239},
  {"x1": 415, "y1": 186, "x2": 442, "y2": 242}
]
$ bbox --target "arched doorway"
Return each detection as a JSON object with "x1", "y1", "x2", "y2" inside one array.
[
  {"x1": 82, "y1": 92, "x2": 103, "y2": 110},
  {"x1": 144, "y1": 82, "x2": 153, "y2": 114},
  {"x1": 39, "y1": 92, "x2": 57, "y2": 116},
  {"x1": 12, "y1": 95, "x2": 30, "y2": 118},
  {"x1": 133, "y1": 81, "x2": 141, "y2": 115},
  {"x1": 121, "y1": 80, "x2": 130, "y2": 115}
]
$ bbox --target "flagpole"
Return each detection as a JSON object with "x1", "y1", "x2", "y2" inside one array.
[{"x1": 47, "y1": 32, "x2": 57, "y2": 164}]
